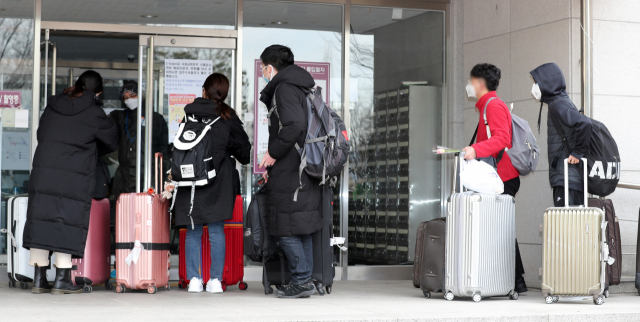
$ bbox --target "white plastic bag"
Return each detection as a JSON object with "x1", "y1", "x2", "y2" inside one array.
[{"x1": 461, "y1": 159, "x2": 504, "y2": 194}]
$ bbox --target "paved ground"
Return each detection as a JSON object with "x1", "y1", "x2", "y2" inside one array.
[{"x1": 2, "y1": 280, "x2": 640, "y2": 322}]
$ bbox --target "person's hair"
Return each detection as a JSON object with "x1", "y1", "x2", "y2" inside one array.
[
  {"x1": 260, "y1": 45, "x2": 294, "y2": 71},
  {"x1": 470, "y1": 63, "x2": 501, "y2": 92},
  {"x1": 202, "y1": 73, "x2": 235, "y2": 120},
  {"x1": 63, "y1": 70, "x2": 103, "y2": 100}
]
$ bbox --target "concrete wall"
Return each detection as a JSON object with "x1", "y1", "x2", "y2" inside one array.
[
  {"x1": 373, "y1": 12, "x2": 445, "y2": 92},
  {"x1": 592, "y1": 0, "x2": 640, "y2": 280},
  {"x1": 461, "y1": 0, "x2": 583, "y2": 288}
]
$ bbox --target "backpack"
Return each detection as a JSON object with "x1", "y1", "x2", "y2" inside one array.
[
  {"x1": 550, "y1": 109, "x2": 620, "y2": 197},
  {"x1": 243, "y1": 185, "x2": 278, "y2": 263},
  {"x1": 169, "y1": 115, "x2": 222, "y2": 228},
  {"x1": 269, "y1": 86, "x2": 349, "y2": 201},
  {"x1": 471, "y1": 97, "x2": 540, "y2": 176}
]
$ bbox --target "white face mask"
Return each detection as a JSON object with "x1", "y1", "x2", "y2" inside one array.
[
  {"x1": 465, "y1": 81, "x2": 476, "y2": 98},
  {"x1": 124, "y1": 98, "x2": 138, "y2": 110},
  {"x1": 531, "y1": 83, "x2": 542, "y2": 101}
]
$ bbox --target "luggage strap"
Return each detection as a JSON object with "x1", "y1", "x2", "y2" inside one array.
[
  {"x1": 115, "y1": 242, "x2": 171, "y2": 250},
  {"x1": 0, "y1": 228, "x2": 16, "y2": 248}
]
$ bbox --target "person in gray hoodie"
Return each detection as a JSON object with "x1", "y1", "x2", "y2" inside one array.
[{"x1": 529, "y1": 63, "x2": 592, "y2": 206}]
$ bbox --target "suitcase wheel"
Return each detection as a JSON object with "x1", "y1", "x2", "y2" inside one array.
[
  {"x1": 444, "y1": 292, "x2": 454, "y2": 301},
  {"x1": 165, "y1": 283, "x2": 171, "y2": 291},
  {"x1": 147, "y1": 285, "x2": 157, "y2": 294},
  {"x1": 82, "y1": 285, "x2": 92, "y2": 293},
  {"x1": 509, "y1": 291, "x2": 518, "y2": 300},
  {"x1": 545, "y1": 295, "x2": 554, "y2": 304},
  {"x1": 239, "y1": 282, "x2": 248, "y2": 291},
  {"x1": 19, "y1": 281, "x2": 28, "y2": 290},
  {"x1": 179, "y1": 281, "x2": 187, "y2": 289},
  {"x1": 105, "y1": 283, "x2": 113, "y2": 291},
  {"x1": 603, "y1": 290, "x2": 609, "y2": 298},
  {"x1": 423, "y1": 291, "x2": 431, "y2": 298},
  {"x1": 116, "y1": 284, "x2": 126, "y2": 293},
  {"x1": 472, "y1": 293, "x2": 482, "y2": 303},
  {"x1": 221, "y1": 284, "x2": 227, "y2": 292},
  {"x1": 594, "y1": 295, "x2": 605, "y2": 305},
  {"x1": 8, "y1": 280, "x2": 16, "y2": 289},
  {"x1": 265, "y1": 286, "x2": 273, "y2": 295},
  {"x1": 325, "y1": 285, "x2": 332, "y2": 295}
]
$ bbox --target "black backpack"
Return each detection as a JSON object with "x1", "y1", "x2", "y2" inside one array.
[
  {"x1": 169, "y1": 115, "x2": 222, "y2": 227},
  {"x1": 551, "y1": 111, "x2": 620, "y2": 197},
  {"x1": 243, "y1": 185, "x2": 278, "y2": 263}
]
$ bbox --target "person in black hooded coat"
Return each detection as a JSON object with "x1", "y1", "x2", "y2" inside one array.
[
  {"x1": 258, "y1": 45, "x2": 322, "y2": 298},
  {"x1": 23, "y1": 70, "x2": 118, "y2": 294},
  {"x1": 172, "y1": 73, "x2": 251, "y2": 293},
  {"x1": 530, "y1": 63, "x2": 592, "y2": 206}
]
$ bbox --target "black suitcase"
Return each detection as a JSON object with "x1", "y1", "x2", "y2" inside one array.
[
  {"x1": 588, "y1": 198, "x2": 621, "y2": 291},
  {"x1": 263, "y1": 185, "x2": 335, "y2": 295},
  {"x1": 416, "y1": 217, "x2": 446, "y2": 298}
]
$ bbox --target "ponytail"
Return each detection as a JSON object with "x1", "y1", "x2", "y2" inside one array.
[
  {"x1": 63, "y1": 70, "x2": 103, "y2": 100},
  {"x1": 202, "y1": 73, "x2": 235, "y2": 120}
]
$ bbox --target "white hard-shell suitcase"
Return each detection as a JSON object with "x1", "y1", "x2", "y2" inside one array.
[
  {"x1": 444, "y1": 154, "x2": 517, "y2": 302},
  {"x1": 541, "y1": 158, "x2": 612, "y2": 305},
  {"x1": 2, "y1": 197, "x2": 56, "y2": 289}
]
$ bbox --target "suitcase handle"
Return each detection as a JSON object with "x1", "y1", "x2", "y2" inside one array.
[
  {"x1": 155, "y1": 153, "x2": 163, "y2": 193},
  {"x1": 563, "y1": 158, "x2": 588, "y2": 208}
]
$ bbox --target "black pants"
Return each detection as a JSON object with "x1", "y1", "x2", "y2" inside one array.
[
  {"x1": 503, "y1": 177, "x2": 525, "y2": 281},
  {"x1": 553, "y1": 186, "x2": 584, "y2": 207}
]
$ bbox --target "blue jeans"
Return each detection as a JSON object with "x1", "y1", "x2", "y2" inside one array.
[
  {"x1": 185, "y1": 221, "x2": 225, "y2": 281},
  {"x1": 278, "y1": 234, "x2": 313, "y2": 285}
]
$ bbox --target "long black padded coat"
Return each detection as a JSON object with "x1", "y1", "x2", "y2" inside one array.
[
  {"x1": 173, "y1": 98, "x2": 251, "y2": 226},
  {"x1": 259, "y1": 65, "x2": 323, "y2": 237},
  {"x1": 23, "y1": 90, "x2": 118, "y2": 256}
]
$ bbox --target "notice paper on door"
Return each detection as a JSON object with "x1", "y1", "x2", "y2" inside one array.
[
  {"x1": 14, "y1": 110, "x2": 29, "y2": 128},
  {"x1": 2, "y1": 109, "x2": 15, "y2": 127}
]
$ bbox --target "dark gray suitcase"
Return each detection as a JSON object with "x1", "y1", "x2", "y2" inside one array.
[
  {"x1": 263, "y1": 185, "x2": 335, "y2": 295},
  {"x1": 414, "y1": 217, "x2": 446, "y2": 298}
]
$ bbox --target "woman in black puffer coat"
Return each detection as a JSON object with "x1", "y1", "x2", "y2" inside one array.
[
  {"x1": 173, "y1": 73, "x2": 251, "y2": 293},
  {"x1": 23, "y1": 70, "x2": 118, "y2": 294}
]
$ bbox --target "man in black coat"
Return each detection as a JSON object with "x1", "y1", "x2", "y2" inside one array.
[
  {"x1": 259, "y1": 45, "x2": 322, "y2": 299},
  {"x1": 109, "y1": 80, "x2": 169, "y2": 198},
  {"x1": 530, "y1": 63, "x2": 592, "y2": 206}
]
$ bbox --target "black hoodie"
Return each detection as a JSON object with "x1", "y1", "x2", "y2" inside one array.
[
  {"x1": 23, "y1": 90, "x2": 118, "y2": 256},
  {"x1": 530, "y1": 63, "x2": 592, "y2": 191},
  {"x1": 259, "y1": 64, "x2": 323, "y2": 237}
]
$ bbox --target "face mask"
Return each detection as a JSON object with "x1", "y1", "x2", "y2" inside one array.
[
  {"x1": 465, "y1": 81, "x2": 476, "y2": 98},
  {"x1": 125, "y1": 98, "x2": 138, "y2": 110},
  {"x1": 531, "y1": 83, "x2": 542, "y2": 101},
  {"x1": 262, "y1": 65, "x2": 274, "y2": 84}
]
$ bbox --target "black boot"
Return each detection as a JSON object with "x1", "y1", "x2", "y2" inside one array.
[
  {"x1": 52, "y1": 267, "x2": 82, "y2": 295},
  {"x1": 515, "y1": 277, "x2": 528, "y2": 293},
  {"x1": 32, "y1": 266, "x2": 52, "y2": 294}
]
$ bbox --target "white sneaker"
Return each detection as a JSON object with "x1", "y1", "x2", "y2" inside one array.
[
  {"x1": 188, "y1": 277, "x2": 203, "y2": 293},
  {"x1": 205, "y1": 278, "x2": 224, "y2": 294}
]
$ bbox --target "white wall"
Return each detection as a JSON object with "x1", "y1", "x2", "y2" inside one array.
[
  {"x1": 592, "y1": 0, "x2": 640, "y2": 279},
  {"x1": 462, "y1": 0, "x2": 583, "y2": 288}
]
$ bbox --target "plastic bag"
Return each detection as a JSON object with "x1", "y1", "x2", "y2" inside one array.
[{"x1": 461, "y1": 159, "x2": 504, "y2": 194}]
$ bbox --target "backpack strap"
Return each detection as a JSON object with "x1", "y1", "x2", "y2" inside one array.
[
  {"x1": 268, "y1": 85, "x2": 283, "y2": 133},
  {"x1": 470, "y1": 97, "x2": 505, "y2": 162},
  {"x1": 548, "y1": 101, "x2": 572, "y2": 156}
]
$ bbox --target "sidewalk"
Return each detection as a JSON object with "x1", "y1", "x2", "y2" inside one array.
[{"x1": 2, "y1": 279, "x2": 640, "y2": 322}]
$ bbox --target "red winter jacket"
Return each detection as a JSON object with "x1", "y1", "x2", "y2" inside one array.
[{"x1": 471, "y1": 92, "x2": 519, "y2": 182}]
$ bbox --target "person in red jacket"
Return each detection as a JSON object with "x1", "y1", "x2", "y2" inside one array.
[{"x1": 461, "y1": 63, "x2": 527, "y2": 293}]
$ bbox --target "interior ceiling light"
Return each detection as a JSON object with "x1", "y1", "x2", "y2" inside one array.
[
  {"x1": 141, "y1": 14, "x2": 158, "y2": 18},
  {"x1": 271, "y1": 21, "x2": 287, "y2": 25}
]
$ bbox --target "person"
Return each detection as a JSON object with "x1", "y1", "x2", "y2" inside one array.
[
  {"x1": 22, "y1": 70, "x2": 118, "y2": 294},
  {"x1": 461, "y1": 63, "x2": 527, "y2": 293},
  {"x1": 530, "y1": 63, "x2": 592, "y2": 207},
  {"x1": 109, "y1": 80, "x2": 169, "y2": 198},
  {"x1": 258, "y1": 45, "x2": 322, "y2": 299},
  {"x1": 173, "y1": 73, "x2": 251, "y2": 293}
]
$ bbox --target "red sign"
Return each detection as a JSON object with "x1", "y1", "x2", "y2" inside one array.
[{"x1": 0, "y1": 91, "x2": 21, "y2": 108}]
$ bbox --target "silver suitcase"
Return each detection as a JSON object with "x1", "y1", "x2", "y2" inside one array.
[
  {"x1": 444, "y1": 154, "x2": 517, "y2": 302},
  {"x1": 541, "y1": 158, "x2": 611, "y2": 305}
]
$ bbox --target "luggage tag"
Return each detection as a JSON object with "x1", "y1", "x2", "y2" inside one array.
[{"x1": 330, "y1": 236, "x2": 348, "y2": 252}]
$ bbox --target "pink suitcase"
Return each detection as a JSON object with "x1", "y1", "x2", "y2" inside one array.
[
  {"x1": 115, "y1": 153, "x2": 171, "y2": 294},
  {"x1": 71, "y1": 198, "x2": 112, "y2": 292}
]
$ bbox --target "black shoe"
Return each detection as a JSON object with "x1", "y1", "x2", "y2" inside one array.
[
  {"x1": 275, "y1": 282, "x2": 317, "y2": 299},
  {"x1": 515, "y1": 277, "x2": 528, "y2": 293},
  {"x1": 52, "y1": 268, "x2": 83, "y2": 295},
  {"x1": 32, "y1": 266, "x2": 52, "y2": 294}
]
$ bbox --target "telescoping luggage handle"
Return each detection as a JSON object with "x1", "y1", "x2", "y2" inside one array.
[{"x1": 563, "y1": 157, "x2": 588, "y2": 208}]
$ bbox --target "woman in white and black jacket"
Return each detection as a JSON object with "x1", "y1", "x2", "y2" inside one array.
[{"x1": 173, "y1": 73, "x2": 251, "y2": 293}]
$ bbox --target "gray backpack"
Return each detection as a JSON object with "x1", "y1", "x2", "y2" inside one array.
[
  {"x1": 269, "y1": 86, "x2": 349, "y2": 201},
  {"x1": 473, "y1": 97, "x2": 540, "y2": 176}
]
